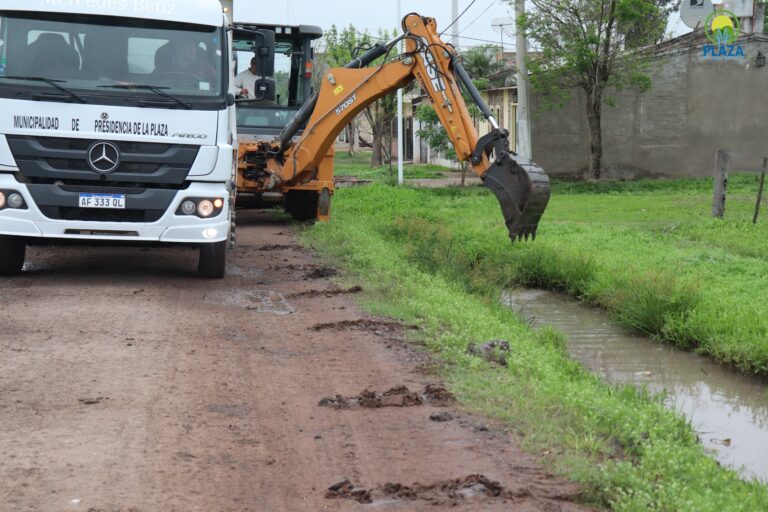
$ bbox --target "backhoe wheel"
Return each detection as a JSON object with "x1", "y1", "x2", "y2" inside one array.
[
  {"x1": 284, "y1": 190, "x2": 318, "y2": 222},
  {"x1": 0, "y1": 236, "x2": 25, "y2": 276},
  {"x1": 198, "y1": 240, "x2": 227, "y2": 279}
]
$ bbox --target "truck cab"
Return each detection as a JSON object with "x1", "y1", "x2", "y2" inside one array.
[
  {"x1": 0, "y1": 0, "x2": 235, "y2": 277},
  {"x1": 232, "y1": 23, "x2": 322, "y2": 214}
]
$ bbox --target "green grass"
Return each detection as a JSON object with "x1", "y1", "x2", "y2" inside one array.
[
  {"x1": 301, "y1": 179, "x2": 768, "y2": 510},
  {"x1": 334, "y1": 151, "x2": 450, "y2": 181}
]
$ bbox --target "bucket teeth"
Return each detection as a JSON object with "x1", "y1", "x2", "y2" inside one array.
[{"x1": 482, "y1": 153, "x2": 550, "y2": 242}]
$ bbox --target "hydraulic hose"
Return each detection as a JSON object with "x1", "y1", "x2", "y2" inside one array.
[{"x1": 452, "y1": 59, "x2": 498, "y2": 129}]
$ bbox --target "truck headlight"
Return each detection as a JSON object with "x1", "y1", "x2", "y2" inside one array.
[
  {"x1": 197, "y1": 200, "x2": 214, "y2": 218},
  {"x1": 181, "y1": 200, "x2": 197, "y2": 215},
  {"x1": 0, "y1": 190, "x2": 27, "y2": 210},
  {"x1": 176, "y1": 197, "x2": 225, "y2": 218},
  {"x1": 7, "y1": 193, "x2": 23, "y2": 209}
]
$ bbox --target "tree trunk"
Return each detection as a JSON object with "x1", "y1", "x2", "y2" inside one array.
[
  {"x1": 585, "y1": 89, "x2": 603, "y2": 180},
  {"x1": 371, "y1": 135, "x2": 383, "y2": 167},
  {"x1": 347, "y1": 122, "x2": 356, "y2": 156},
  {"x1": 460, "y1": 161, "x2": 467, "y2": 186}
]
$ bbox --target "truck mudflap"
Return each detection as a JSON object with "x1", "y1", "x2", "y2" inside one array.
[{"x1": 482, "y1": 152, "x2": 551, "y2": 241}]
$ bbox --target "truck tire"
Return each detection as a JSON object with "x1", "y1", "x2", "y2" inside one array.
[
  {"x1": 284, "y1": 190, "x2": 318, "y2": 222},
  {"x1": 198, "y1": 240, "x2": 227, "y2": 279},
  {"x1": 0, "y1": 236, "x2": 25, "y2": 276}
]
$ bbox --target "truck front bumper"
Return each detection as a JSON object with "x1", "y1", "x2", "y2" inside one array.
[{"x1": 0, "y1": 175, "x2": 230, "y2": 243}]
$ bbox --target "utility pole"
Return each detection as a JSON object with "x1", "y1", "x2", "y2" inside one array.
[
  {"x1": 514, "y1": 0, "x2": 532, "y2": 159},
  {"x1": 397, "y1": 0, "x2": 404, "y2": 185}
]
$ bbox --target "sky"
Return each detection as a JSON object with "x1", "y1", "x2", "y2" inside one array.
[{"x1": 233, "y1": 0, "x2": 690, "y2": 51}]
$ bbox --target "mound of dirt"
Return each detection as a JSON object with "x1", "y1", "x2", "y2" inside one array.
[
  {"x1": 257, "y1": 244, "x2": 303, "y2": 251},
  {"x1": 327, "y1": 474, "x2": 532, "y2": 506},
  {"x1": 287, "y1": 285, "x2": 363, "y2": 299},
  {"x1": 318, "y1": 384, "x2": 454, "y2": 409},
  {"x1": 423, "y1": 384, "x2": 456, "y2": 406},
  {"x1": 303, "y1": 267, "x2": 338, "y2": 279},
  {"x1": 325, "y1": 479, "x2": 372, "y2": 504},
  {"x1": 467, "y1": 340, "x2": 511, "y2": 366},
  {"x1": 429, "y1": 411, "x2": 454, "y2": 422},
  {"x1": 310, "y1": 319, "x2": 418, "y2": 332}
]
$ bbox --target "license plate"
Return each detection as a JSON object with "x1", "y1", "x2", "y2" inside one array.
[{"x1": 78, "y1": 193, "x2": 126, "y2": 209}]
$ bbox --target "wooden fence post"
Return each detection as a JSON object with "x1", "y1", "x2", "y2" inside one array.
[
  {"x1": 712, "y1": 150, "x2": 729, "y2": 218},
  {"x1": 754, "y1": 157, "x2": 768, "y2": 224}
]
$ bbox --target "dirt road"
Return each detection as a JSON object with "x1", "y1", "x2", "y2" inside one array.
[{"x1": 0, "y1": 211, "x2": 591, "y2": 511}]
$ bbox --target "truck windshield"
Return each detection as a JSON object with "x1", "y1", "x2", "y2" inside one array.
[
  {"x1": 0, "y1": 11, "x2": 224, "y2": 104},
  {"x1": 234, "y1": 34, "x2": 308, "y2": 131}
]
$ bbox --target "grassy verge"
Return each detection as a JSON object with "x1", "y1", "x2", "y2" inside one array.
[
  {"x1": 302, "y1": 181, "x2": 768, "y2": 510},
  {"x1": 334, "y1": 151, "x2": 449, "y2": 181}
]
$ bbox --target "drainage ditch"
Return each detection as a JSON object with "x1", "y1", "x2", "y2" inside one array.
[{"x1": 505, "y1": 289, "x2": 768, "y2": 482}]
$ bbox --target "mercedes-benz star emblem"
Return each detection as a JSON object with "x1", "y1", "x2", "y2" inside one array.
[{"x1": 87, "y1": 142, "x2": 120, "y2": 174}]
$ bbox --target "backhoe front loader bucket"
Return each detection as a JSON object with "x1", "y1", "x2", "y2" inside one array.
[{"x1": 482, "y1": 152, "x2": 551, "y2": 241}]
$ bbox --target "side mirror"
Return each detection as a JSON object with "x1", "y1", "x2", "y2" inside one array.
[
  {"x1": 253, "y1": 29, "x2": 275, "y2": 77},
  {"x1": 226, "y1": 92, "x2": 236, "y2": 106}
]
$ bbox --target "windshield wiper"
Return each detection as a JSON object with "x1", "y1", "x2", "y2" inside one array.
[
  {"x1": 0, "y1": 76, "x2": 87, "y2": 103},
  {"x1": 98, "y1": 84, "x2": 192, "y2": 109}
]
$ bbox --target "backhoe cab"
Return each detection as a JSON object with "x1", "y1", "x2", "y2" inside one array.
[
  {"x1": 232, "y1": 23, "x2": 323, "y2": 219},
  {"x1": 238, "y1": 13, "x2": 550, "y2": 241}
]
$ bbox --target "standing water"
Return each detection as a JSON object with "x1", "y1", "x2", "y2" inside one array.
[{"x1": 505, "y1": 289, "x2": 768, "y2": 482}]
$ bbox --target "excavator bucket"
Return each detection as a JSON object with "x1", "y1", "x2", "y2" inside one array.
[{"x1": 482, "y1": 152, "x2": 551, "y2": 241}]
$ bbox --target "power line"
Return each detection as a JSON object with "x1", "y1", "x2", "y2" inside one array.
[
  {"x1": 458, "y1": 0, "x2": 498, "y2": 36},
  {"x1": 455, "y1": 34, "x2": 510, "y2": 47},
  {"x1": 440, "y1": 0, "x2": 478, "y2": 36}
]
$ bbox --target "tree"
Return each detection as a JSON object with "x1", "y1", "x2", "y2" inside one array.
[
  {"x1": 318, "y1": 26, "x2": 399, "y2": 167},
  {"x1": 461, "y1": 45, "x2": 513, "y2": 89},
  {"x1": 517, "y1": 0, "x2": 665, "y2": 179}
]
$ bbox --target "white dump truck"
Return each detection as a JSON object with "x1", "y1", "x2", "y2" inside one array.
[{"x1": 0, "y1": 0, "x2": 241, "y2": 277}]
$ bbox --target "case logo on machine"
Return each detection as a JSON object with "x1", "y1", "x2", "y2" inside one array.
[{"x1": 87, "y1": 141, "x2": 121, "y2": 174}]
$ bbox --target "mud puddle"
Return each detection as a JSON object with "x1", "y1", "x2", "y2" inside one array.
[
  {"x1": 326, "y1": 474, "x2": 543, "y2": 506},
  {"x1": 505, "y1": 289, "x2": 768, "y2": 482},
  {"x1": 319, "y1": 384, "x2": 455, "y2": 409},
  {"x1": 204, "y1": 290, "x2": 294, "y2": 315}
]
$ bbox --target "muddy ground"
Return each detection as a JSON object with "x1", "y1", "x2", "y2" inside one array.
[{"x1": 0, "y1": 210, "x2": 592, "y2": 511}]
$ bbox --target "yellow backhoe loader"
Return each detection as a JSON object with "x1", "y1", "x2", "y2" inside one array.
[{"x1": 237, "y1": 13, "x2": 550, "y2": 241}]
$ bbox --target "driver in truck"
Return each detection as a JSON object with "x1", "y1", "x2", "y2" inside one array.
[{"x1": 159, "y1": 35, "x2": 217, "y2": 84}]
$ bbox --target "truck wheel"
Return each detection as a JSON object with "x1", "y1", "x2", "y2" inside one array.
[
  {"x1": 198, "y1": 240, "x2": 227, "y2": 279},
  {"x1": 0, "y1": 236, "x2": 26, "y2": 276},
  {"x1": 284, "y1": 190, "x2": 318, "y2": 222}
]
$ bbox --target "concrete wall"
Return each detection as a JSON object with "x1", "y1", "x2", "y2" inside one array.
[{"x1": 531, "y1": 35, "x2": 768, "y2": 179}]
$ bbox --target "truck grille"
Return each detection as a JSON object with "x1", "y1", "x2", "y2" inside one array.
[{"x1": 6, "y1": 136, "x2": 199, "y2": 187}]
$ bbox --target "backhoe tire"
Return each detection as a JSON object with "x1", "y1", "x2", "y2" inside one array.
[
  {"x1": 284, "y1": 190, "x2": 318, "y2": 222},
  {"x1": 198, "y1": 240, "x2": 227, "y2": 279},
  {"x1": 0, "y1": 236, "x2": 26, "y2": 276}
]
